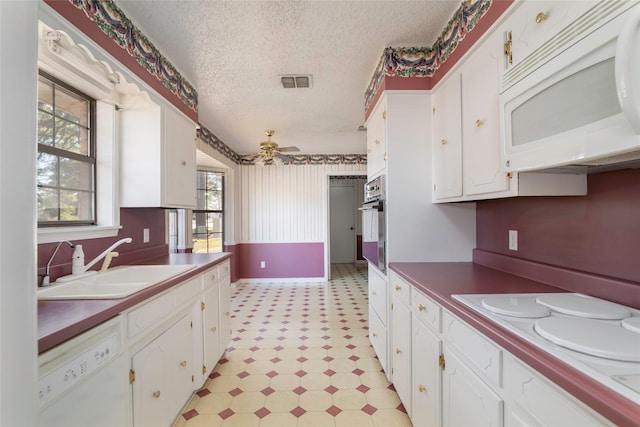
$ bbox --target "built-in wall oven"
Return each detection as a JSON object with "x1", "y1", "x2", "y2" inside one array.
[{"x1": 360, "y1": 175, "x2": 385, "y2": 273}]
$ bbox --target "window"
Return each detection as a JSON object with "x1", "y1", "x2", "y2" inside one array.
[
  {"x1": 37, "y1": 72, "x2": 96, "y2": 226},
  {"x1": 193, "y1": 170, "x2": 224, "y2": 253}
]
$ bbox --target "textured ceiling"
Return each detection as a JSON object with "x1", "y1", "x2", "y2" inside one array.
[{"x1": 116, "y1": 1, "x2": 461, "y2": 157}]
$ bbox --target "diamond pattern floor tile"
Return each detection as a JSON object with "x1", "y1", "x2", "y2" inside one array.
[{"x1": 173, "y1": 264, "x2": 411, "y2": 427}]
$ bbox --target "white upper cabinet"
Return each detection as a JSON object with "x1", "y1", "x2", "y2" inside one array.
[
  {"x1": 503, "y1": 1, "x2": 599, "y2": 73},
  {"x1": 365, "y1": 97, "x2": 387, "y2": 178},
  {"x1": 462, "y1": 30, "x2": 510, "y2": 197},
  {"x1": 432, "y1": 72, "x2": 463, "y2": 200},
  {"x1": 120, "y1": 103, "x2": 196, "y2": 208}
]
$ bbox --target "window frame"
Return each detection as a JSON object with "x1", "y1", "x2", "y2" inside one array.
[
  {"x1": 37, "y1": 70, "x2": 98, "y2": 227},
  {"x1": 192, "y1": 169, "x2": 225, "y2": 253}
]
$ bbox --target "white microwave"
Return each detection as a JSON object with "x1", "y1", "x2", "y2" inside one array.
[{"x1": 500, "y1": 2, "x2": 640, "y2": 172}]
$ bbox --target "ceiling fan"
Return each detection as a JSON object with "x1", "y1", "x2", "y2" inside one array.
[{"x1": 243, "y1": 130, "x2": 300, "y2": 165}]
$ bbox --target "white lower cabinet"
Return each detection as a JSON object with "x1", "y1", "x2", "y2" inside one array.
[
  {"x1": 391, "y1": 296, "x2": 412, "y2": 412},
  {"x1": 127, "y1": 259, "x2": 232, "y2": 427},
  {"x1": 442, "y1": 346, "x2": 504, "y2": 427},
  {"x1": 388, "y1": 271, "x2": 611, "y2": 427},
  {"x1": 368, "y1": 266, "x2": 390, "y2": 377},
  {"x1": 411, "y1": 316, "x2": 442, "y2": 427},
  {"x1": 131, "y1": 313, "x2": 194, "y2": 427}
]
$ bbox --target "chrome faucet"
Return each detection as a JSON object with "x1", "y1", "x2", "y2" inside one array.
[
  {"x1": 72, "y1": 237, "x2": 133, "y2": 275},
  {"x1": 40, "y1": 240, "x2": 74, "y2": 287}
]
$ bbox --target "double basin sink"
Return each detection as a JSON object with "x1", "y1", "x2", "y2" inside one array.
[{"x1": 37, "y1": 264, "x2": 197, "y2": 300}]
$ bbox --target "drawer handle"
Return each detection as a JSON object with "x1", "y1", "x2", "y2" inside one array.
[
  {"x1": 180, "y1": 360, "x2": 187, "y2": 367},
  {"x1": 535, "y1": 12, "x2": 547, "y2": 24},
  {"x1": 504, "y1": 31, "x2": 513, "y2": 65},
  {"x1": 153, "y1": 390, "x2": 161, "y2": 399},
  {"x1": 211, "y1": 326, "x2": 217, "y2": 332},
  {"x1": 395, "y1": 348, "x2": 401, "y2": 355},
  {"x1": 418, "y1": 384, "x2": 426, "y2": 393},
  {"x1": 395, "y1": 285, "x2": 401, "y2": 291},
  {"x1": 441, "y1": 139, "x2": 447, "y2": 145},
  {"x1": 475, "y1": 119, "x2": 484, "y2": 127},
  {"x1": 372, "y1": 291, "x2": 377, "y2": 296},
  {"x1": 418, "y1": 304, "x2": 426, "y2": 312}
]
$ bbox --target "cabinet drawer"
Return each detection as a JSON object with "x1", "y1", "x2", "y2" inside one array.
[
  {"x1": 127, "y1": 292, "x2": 173, "y2": 339},
  {"x1": 174, "y1": 276, "x2": 202, "y2": 308},
  {"x1": 390, "y1": 272, "x2": 411, "y2": 307},
  {"x1": 218, "y1": 260, "x2": 230, "y2": 279},
  {"x1": 369, "y1": 268, "x2": 387, "y2": 324},
  {"x1": 443, "y1": 311, "x2": 502, "y2": 388},
  {"x1": 411, "y1": 288, "x2": 441, "y2": 333},
  {"x1": 202, "y1": 266, "x2": 219, "y2": 290}
]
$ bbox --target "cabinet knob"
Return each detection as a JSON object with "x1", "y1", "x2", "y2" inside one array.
[
  {"x1": 367, "y1": 148, "x2": 372, "y2": 154},
  {"x1": 210, "y1": 275, "x2": 216, "y2": 281},
  {"x1": 441, "y1": 139, "x2": 447, "y2": 145},
  {"x1": 382, "y1": 111, "x2": 386, "y2": 120},
  {"x1": 375, "y1": 139, "x2": 380, "y2": 145},
  {"x1": 153, "y1": 390, "x2": 161, "y2": 399},
  {"x1": 372, "y1": 332, "x2": 378, "y2": 337},
  {"x1": 372, "y1": 291, "x2": 377, "y2": 296},
  {"x1": 211, "y1": 326, "x2": 217, "y2": 332},
  {"x1": 418, "y1": 304, "x2": 426, "y2": 312},
  {"x1": 535, "y1": 12, "x2": 547, "y2": 23},
  {"x1": 225, "y1": 311, "x2": 230, "y2": 317},
  {"x1": 418, "y1": 384, "x2": 426, "y2": 393},
  {"x1": 395, "y1": 348, "x2": 401, "y2": 355},
  {"x1": 181, "y1": 160, "x2": 187, "y2": 166},
  {"x1": 395, "y1": 285, "x2": 401, "y2": 291},
  {"x1": 475, "y1": 119, "x2": 484, "y2": 127},
  {"x1": 180, "y1": 360, "x2": 187, "y2": 367}
]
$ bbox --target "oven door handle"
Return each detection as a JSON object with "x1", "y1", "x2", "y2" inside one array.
[{"x1": 359, "y1": 201, "x2": 384, "y2": 211}]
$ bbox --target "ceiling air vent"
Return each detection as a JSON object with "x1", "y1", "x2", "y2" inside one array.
[{"x1": 280, "y1": 75, "x2": 312, "y2": 89}]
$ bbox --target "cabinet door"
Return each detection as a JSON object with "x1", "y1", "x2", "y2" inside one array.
[
  {"x1": 366, "y1": 99, "x2": 387, "y2": 178},
  {"x1": 163, "y1": 106, "x2": 196, "y2": 208},
  {"x1": 432, "y1": 72, "x2": 462, "y2": 200},
  {"x1": 132, "y1": 313, "x2": 193, "y2": 427},
  {"x1": 203, "y1": 283, "x2": 221, "y2": 374},
  {"x1": 411, "y1": 317, "x2": 442, "y2": 427},
  {"x1": 442, "y1": 347, "x2": 503, "y2": 427},
  {"x1": 391, "y1": 300, "x2": 412, "y2": 413},
  {"x1": 506, "y1": 1, "x2": 598, "y2": 69},
  {"x1": 219, "y1": 274, "x2": 231, "y2": 357},
  {"x1": 462, "y1": 30, "x2": 510, "y2": 196}
]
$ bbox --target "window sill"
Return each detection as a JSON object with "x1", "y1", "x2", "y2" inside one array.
[{"x1": 38, "y1": 225, "x2": 122, "y2": 244}]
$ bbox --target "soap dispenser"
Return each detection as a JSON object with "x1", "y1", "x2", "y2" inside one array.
[{"x1": 71, "y1": 244, "x2": 85, "y2": 275}]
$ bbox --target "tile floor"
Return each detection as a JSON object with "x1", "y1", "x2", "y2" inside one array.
[{"x1": 172, "y1": 263, "x2": 412, "y2": 427}]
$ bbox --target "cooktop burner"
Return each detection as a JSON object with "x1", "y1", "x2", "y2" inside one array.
[{"x1": 452, "y1": 292, "x2": 640, "y2": 404}]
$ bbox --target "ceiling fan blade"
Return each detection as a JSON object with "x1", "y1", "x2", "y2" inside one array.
[
  {"x1": 275, "y1": 152, "x2": 295, "y2": 163},
  {"x1": 278, "y1": 146, "x2": 300, "y2": 153},
  {"x1": 241, "y1": 152, "x2": 261, "y2": 159}
]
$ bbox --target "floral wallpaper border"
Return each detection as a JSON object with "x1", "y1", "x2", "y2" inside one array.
[
  {"x1": 67, "y1": 0, "x2": 198, "y2": 113},
  {"x1": 197, "y1": 125, "x2": 366, "y2": 166},
  {"x1": 364, "y1": 0, "x2": 492, "y2": 112}
]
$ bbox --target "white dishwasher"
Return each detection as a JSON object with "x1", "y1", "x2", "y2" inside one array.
[{"x1": 38, "y1": 315, "x2": 131, "y2": 427}]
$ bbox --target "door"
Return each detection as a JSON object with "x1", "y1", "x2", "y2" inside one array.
[{"x1": 330, "y1": 184, "x2": 356, "y2": 263}]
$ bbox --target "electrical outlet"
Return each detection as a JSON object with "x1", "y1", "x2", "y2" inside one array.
[
  {"x1": 143, "y1": 228, "x2": 150, "y2": 243},
  {"x1": 509, "y1": 230, "x2": 518, "y2": 251},
  {"x1": 260, "y1": 261, "x2": 266, "y2": 269}
]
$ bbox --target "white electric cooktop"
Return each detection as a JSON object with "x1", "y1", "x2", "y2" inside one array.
[{"x1": 453, "y1": 293, "x2": 640, "y2": 404}]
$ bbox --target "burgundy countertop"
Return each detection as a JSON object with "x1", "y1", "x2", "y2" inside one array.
[
  {"x1": 389, "y1": 261, "x2": 640, "y2": 427},
  {"x1": 38, "y1": 252, "x2": 231, "y2": 354}
]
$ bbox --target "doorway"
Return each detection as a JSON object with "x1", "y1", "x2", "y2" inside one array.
[{"x1": 328, "y1": 175, "x2": 367, "y2": 276}]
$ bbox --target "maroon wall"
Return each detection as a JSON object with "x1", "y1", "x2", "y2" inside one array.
[
  {"x1": 234, "y1": 242, "x2": 325, "y2": 279},
  {"x1": 37, "y1": 208, "x2": 168, "y2": 283},
  {"x1": 476, "y1": 168, "x2": 640, "y2": 284}
]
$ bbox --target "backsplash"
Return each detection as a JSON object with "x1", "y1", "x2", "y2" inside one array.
[
  {"x1": 476, "y1": 168, "x2": 640, "y2": 284},
  {"x1": 37, "y1": 208, "x2": 167, "y2": 283}
]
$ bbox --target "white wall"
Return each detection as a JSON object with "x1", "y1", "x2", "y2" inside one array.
[
  {"x1": 0, "y1": 2, "x2": 38, "y2": 425},
  {"x1": 237, "y1": 164, "x2": 366, "y2": 243}
]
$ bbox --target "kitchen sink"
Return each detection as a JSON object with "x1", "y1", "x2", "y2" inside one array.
[{"x1": 37, "y1": 264, "x2": 197, "y2": 300}]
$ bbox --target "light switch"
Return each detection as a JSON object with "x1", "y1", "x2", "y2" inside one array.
[{"x1": 143, "y1": 228, "x2": 150, "y2": 243}]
